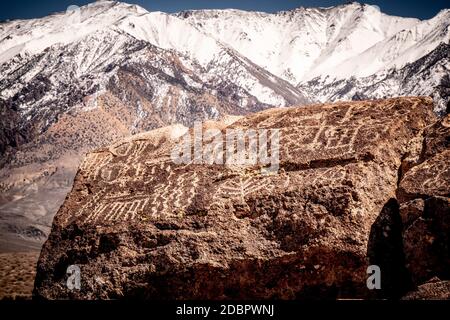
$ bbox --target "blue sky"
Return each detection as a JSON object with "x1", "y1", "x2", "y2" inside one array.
[{"x1": 0, "y1": 0, "x2": 449, "y2": 21}]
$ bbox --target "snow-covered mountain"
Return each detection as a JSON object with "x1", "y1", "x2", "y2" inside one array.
[
  {"x1": 298, "y1": 42, "x2": 450, "y2": 112},
  {"x1": 1, "y1": 1, "x2": 449, "y2": 114},
  {"x1": 177, "y1": 2, "x2": 450, "y2": 113},
  {"x1": 0, "y1": 1, "x2": 449, "y2": 251},
  {"x1": 177, "y1": 4, "x2": 417, "y2": 82}
]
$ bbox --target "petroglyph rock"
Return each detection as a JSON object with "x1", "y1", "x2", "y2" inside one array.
[{"x1": 34, "y1": 97, "x2": 440, "y2": 299}]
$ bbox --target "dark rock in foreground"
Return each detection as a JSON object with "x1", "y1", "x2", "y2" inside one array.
[
  {"x1": 402, "y1": 278, "x2": 450, "y2": 300},
  {"x1": 34, "y1": 97, "x2": 448, "y2": 299}
]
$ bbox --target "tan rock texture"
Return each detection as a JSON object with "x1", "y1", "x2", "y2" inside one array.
[{"x1": 34, "y1": 97, "x2": 447, "y2": 300}]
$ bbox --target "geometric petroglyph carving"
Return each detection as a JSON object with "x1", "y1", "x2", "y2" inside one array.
[
  {"x1": 277, "y1": 109, "x2": 362, "y2": 161},
  {"x1": 273, "y1": 103, "x2": 398, "y2": 162},
  {"x1": 308, "y1": 167, "x2": 347, "y2": 185},
  {"x1": 147, "y1": 171, "x2": 200, "y2": 219},
  {"x1": 281, "y1": 123, "x2": 363, "y2": 161},
  {"x1": 74, "y1": 164, "x2": 202, "y2": 224},
  {"x1": 82, "y1": 195, "x2": 150, "y2": 223},
  {"x1": 277, "y1": 166, "x2": 347, "y2": 191},
  {"x1": 212, "y1": 175, "x2": 275, "y2": 210},
  {"x1": 80, "y1": 152, "x2": 113, "y2": 181},
  {"x1": 81, "y1": 139, "x2": 174, "y2": 186},
  {"x1": 79, "y1": 140, "x2": 155, "y2": 182},
  {"x1": 72, "y1": 99, "x2": 422, "y2": 226}
]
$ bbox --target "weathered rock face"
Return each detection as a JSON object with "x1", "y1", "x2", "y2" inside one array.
[
  {"x1": 398, "y1": 114, "x2": 450, "y2": 287},
  {"x1": 34, "y1": 97, "x2": 442, "y2": 300}
]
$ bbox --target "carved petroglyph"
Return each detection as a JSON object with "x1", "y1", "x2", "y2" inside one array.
[
  {"x1": 108, "y1": 139, "x2": 153, "y2": 158},
  {"x1": 74, "y1": 163, "x2": 203, "y2": 224},
  {"x1": 147, "y1": 171, "x2": 200, "y2": 219},
  {"x1": 80, "y1": 138, "x2": 175, "y2": 185},
  {"x1": 62, "y1": 189, "x2": 106, "y2": 225},
  {"x1": 212, "y1": 174, "x2": 275, "y2": 211},
  {"x1": 72, "y1": 99, "x2": 430, "y2": 225},
  {"x1": 78, "y1": 140, "x2": 161, "y2": 182},
  {"x1": 83, "y1": 195, "x2": 150, "y2": 223},
  {"x1": 80, "y1": 152, "x2": 113, "y2": 181},
  {"x1": 274, "y1": 103, "x2": 399, "y2": 162},
  {"x1": 37, "y1": 98, "x2": 441, "y2": 299},
  {"x1": 108, "y1": 142, "x2": 133, "y2": 158},
  {"x1": 322, "y1": 125, "x2": 363, "y2": 149},
  {"x1": 281, "y1": 125, "x2": 363, "y2": 161},
  {"x1": 278, "y1": 166, "x2": 347, "y2": 191},
  {"x1": 309, "y1": 167, "x2": 347, "y2": 185}
]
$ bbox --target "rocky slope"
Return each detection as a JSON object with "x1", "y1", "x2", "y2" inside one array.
[{"x1": 33, "y1": 97, "x2": 449, "y2": 299}]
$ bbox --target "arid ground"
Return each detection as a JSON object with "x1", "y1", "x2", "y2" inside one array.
[{"x1": 0, "y1": 251, "x2": 39, "y2": 299}]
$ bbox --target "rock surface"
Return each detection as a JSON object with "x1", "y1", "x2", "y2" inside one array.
[
  {"x1": 34, "y1": 97, "x2": 444, "y2": 299},
  {"x1": 402, "y1": 278, "x2": 450, "y2": 300},
  {"x1": 398, "y1": 114, "x2": 450, "y2": 287}
]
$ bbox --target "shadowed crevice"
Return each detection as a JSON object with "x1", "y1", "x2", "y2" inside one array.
[{"x1": 367, "y1": 198, "x2": 413, "y2": 299}]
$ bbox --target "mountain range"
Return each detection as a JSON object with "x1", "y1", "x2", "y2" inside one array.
[{"x1": 0, "y1": 0, "x2": 448, "y2": 252}]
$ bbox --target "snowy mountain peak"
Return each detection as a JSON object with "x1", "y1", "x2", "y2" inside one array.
[
  {"x1": 0, "y1": 1, "x2": 151, "y2": 63},
  {"x1": 0, "y1": 1, "x2": 448, "y2": 114},
  {"x1": 176, "y1": 2, "x2": 429, "y2": 84}
]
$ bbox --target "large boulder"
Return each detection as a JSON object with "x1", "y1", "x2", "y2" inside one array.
[{"x1": 34, "y1": 97, "x2": 438, "y2": 299}]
